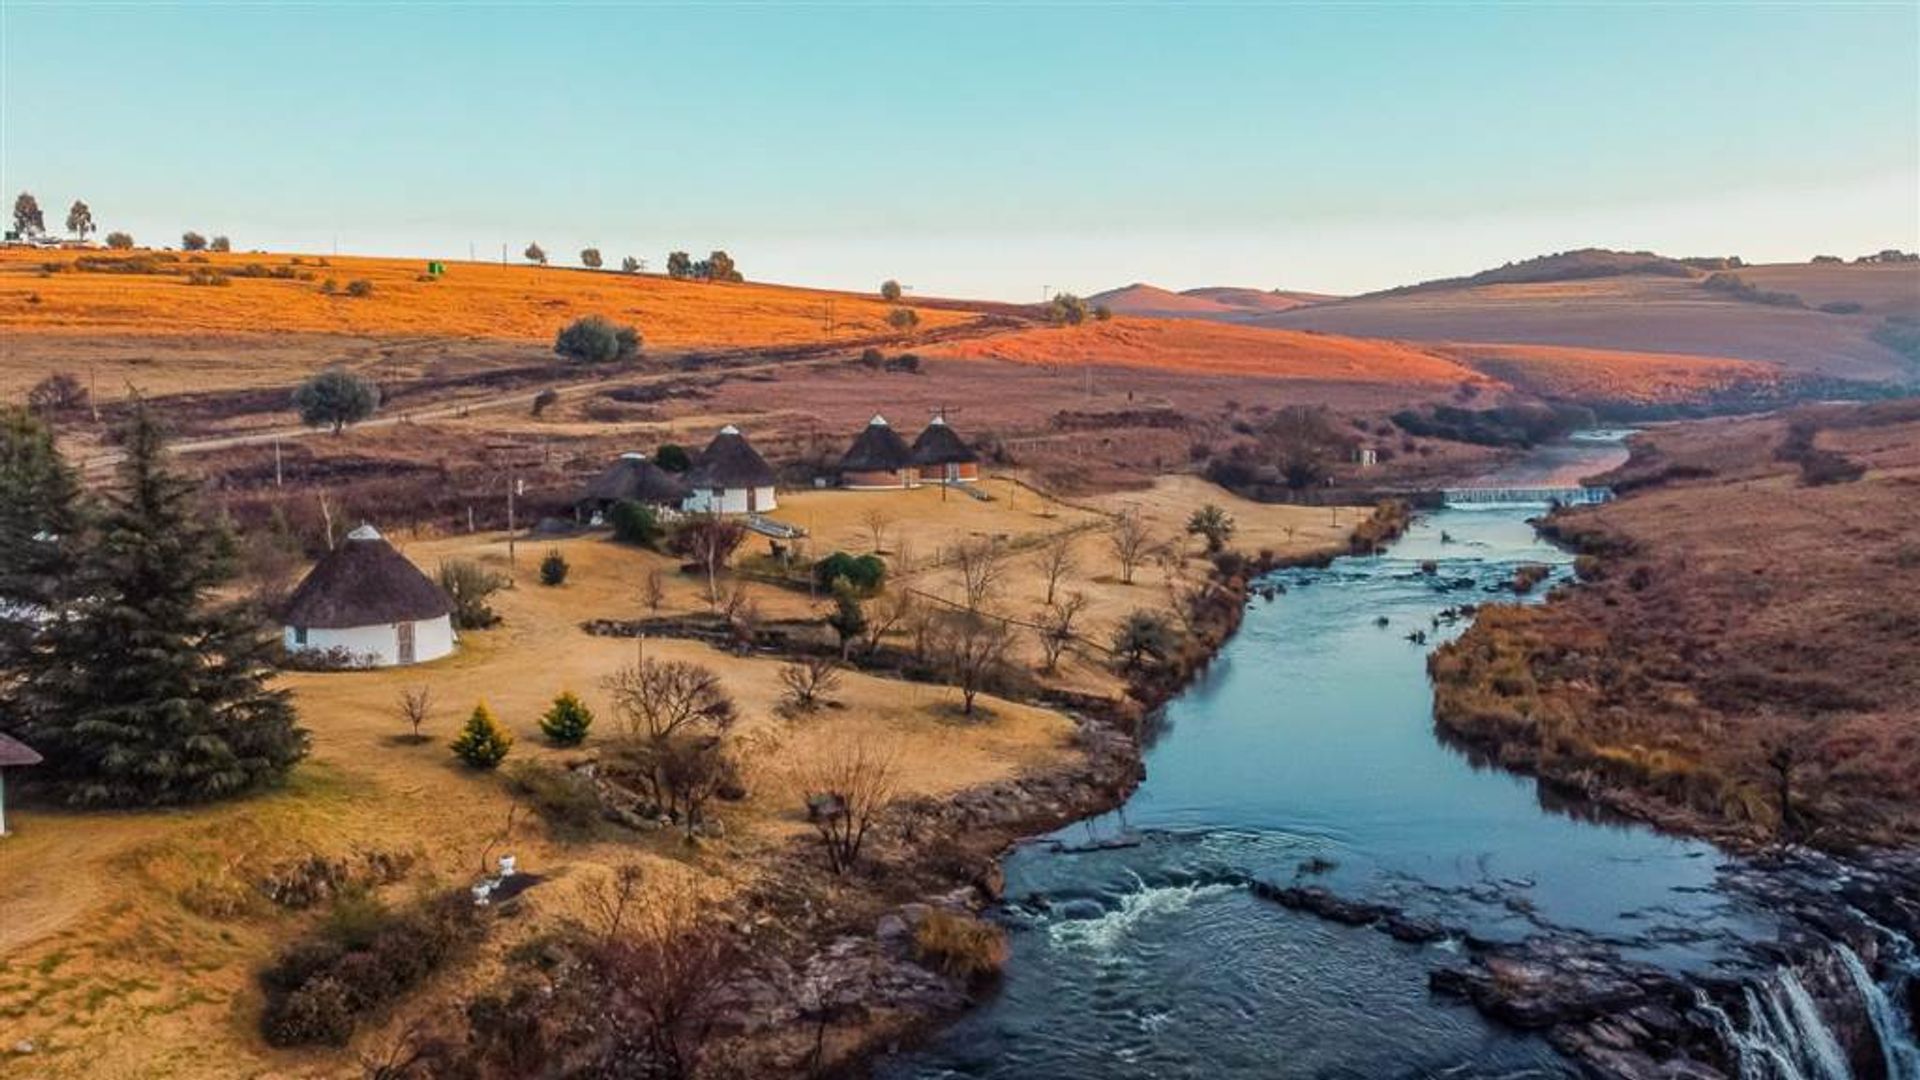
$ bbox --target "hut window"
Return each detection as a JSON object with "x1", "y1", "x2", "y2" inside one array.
[{"x1": 293, "y1": 627, "x2": 308, "y2": 645}]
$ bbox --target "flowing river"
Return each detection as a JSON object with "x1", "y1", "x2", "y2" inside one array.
[{"x1": 884, "y1": 434, "x2": 1919, "y2": 1080}]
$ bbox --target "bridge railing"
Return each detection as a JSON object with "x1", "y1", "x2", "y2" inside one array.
[{"x1": 1440, "y1": 486, "x2": 1614, "y2": 507}]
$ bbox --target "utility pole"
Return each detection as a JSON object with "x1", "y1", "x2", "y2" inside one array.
[
  {"x1": 274, "y1": 439, "x2": 283, "y2": 487},
  {"x1": 507, "y1": 458, "x2": 518, "y2": 569}
]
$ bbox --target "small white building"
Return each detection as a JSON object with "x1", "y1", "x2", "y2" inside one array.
[
  {"x1": 280, "y1": 525, "x2": 456, "y2": 667},
  {"x1": 681, "y1": 425, "x2": 779, "y2": 514}
]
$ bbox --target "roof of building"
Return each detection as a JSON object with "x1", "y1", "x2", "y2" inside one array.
[
  {"x1": 580, "y1": 452, "x2": 691, "y2": 506},
  {"x1": 685, "y1": 425, "x2": 778, "y2": 489},
  {"x1": 910, "y1": 416, "x2": 980, "y2": 466},
  {"x1": 280, "y1": 525, "x2": 453, "y2": 630},
  {"x1": 0, "y1": 731, "x2": 43, "y2": 767},
  {"x1": 837, "y1": 415, "x2": 915, "y2": 473}
]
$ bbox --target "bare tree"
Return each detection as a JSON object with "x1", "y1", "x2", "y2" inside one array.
[
  {"x1": 671, "y1": 515, "x2": 746, "y2": 608},
  {"x1": 641, "y1": 567, "x2": 667, "y2": 617},
  {"x1": 1108, "y1": 510, "x2": 1155, "y2": 585},
  {"x1": 801, "y1": 741, "x2": 898, "y2": 874},
  {"x1": 778, "y1": 655, "x2": 843, "y2": 712},
  {"x1": 1036, "y1": 531, "x2": 1079, "y2": 606},
  {"x1": 603, "y1": 658, "x2": 737, "y2": 741},
  {"x1": 952, "y1": 537, "x2": 1006, "y2": 613},
  {"x1": 398, "y1": 686, "x2": 433, "y2": 743},
  {"x1": 860, "y1": 505, "x2": 895, "y2": 554},
  {"x1": 938, "y1": 610, "x2": 1014, "y2": 717},
  {"x1": 1035, "y1": 593, "x2": 1089, "y2": 672},
  {"x1": 718, "y1": 580, "x2": 760, "y2": 651},
  {"x1": 585, "y1": 862, "x2": 646, "y2": 941},
  {"x1": 591, "y1": 877, "x2": 740, "y2": 1078},
  {"x1": 862, "y1": 586, "x2": 917, "y2": 656}
]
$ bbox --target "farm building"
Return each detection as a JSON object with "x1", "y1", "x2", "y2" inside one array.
[
  {"x1": 682, "y1": 425, "x2": 779, "y2": 514},
  {"x1": 577, "y1": 452, "x2": 691, "y2": 522},
  {"x1": 837, "y1": 415, "x2": 919, "y2": 490},
  {"x1": 280, "y1": 525, "x2": 456, "y2": 667},
  {"x1": 911, "y1": 416, "x2": 981, "y2": 484}
]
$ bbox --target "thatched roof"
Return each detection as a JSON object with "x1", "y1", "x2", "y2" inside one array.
[
  {"x1": 911, "y1": 417, "x2": 979, "y2": 466},
  {"x1": 685, "y1": 425, "x2": 777, "y2": 489},
  {"x1": 838, "y1": 415, "x2": 914, "y2": 473},
  {"x1": 580, "y1": 453, "x2": 690, "y2": 506},
  {"x1": 281, "y1": 525, "x2": 452, "y2": 629},
  {"x1": 0, "y1": 731, "x2": 42, "y2": 767}
]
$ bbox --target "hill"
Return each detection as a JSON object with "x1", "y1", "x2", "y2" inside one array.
[
  {"x1": 1364, "y1": 247, "x2": 1716, "y2": 297},
  {"x1": 1085, "y1": 282, "x2": 1336, "y2": 319},
  {"x1": 1255, "y1": 261, "x2": 1920, "y2": 383},
  {"x1": 1181, "y1": 286, "x2": 1337, "y2": 313}
]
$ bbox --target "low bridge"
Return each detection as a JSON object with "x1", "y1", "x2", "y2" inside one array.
[{"x1": 1441, "y1": 486, "x2": 1614, "y2": 508}]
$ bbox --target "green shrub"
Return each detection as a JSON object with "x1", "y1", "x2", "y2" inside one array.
[
  {"x1": 185, "y1": 269, "x2": 229, "y2": 287},
  {"x1": 450, "y1": 701, "x2": 513, "y2": 768},
  {"x1": 654, "y1": 443, "x2": 692, "y2": 472},
  {"x1": 554, "y1": 314, "x2": 641, "y2": 364},
  {"x1": 539, "y1": 549, "x2": 569, "y2": 586},
  {"x1": 344, "y1": 278, "x2": 374, "y2": 298},
  {"x1": 438, "y1": 559, "x2": 506, "y2": 629},
  {"x1": 609, "y1": 500, "x2": 662, "y2": 547},
  {"x1": 813, "y1": 551, "x2": 886, "y2": 593},
  {"x1": 538, "y1": 691, "x2": 593, "y2": 746},
  {"x1": 104, "y1": 231, "x2": 134, "y2": 250}
]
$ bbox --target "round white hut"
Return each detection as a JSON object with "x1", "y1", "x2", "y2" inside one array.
[
  {"x1": 280, "y1": 525, "x2": 456, "y2": 667},
  {"x1": 681, "y1": 425, "x2": 779, "y2": 514}
]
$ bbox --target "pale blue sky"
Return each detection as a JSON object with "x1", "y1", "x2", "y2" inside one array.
[{"x1": 3, "y1": 3, "x2": 1915, "y2": 298}]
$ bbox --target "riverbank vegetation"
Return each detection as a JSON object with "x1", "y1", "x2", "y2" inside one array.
[{"x1": 1431, "y1": 401, "x2": 1920, "y2": 850}]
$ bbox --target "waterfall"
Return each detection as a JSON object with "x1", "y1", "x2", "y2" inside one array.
[
  {"x1": 1698, "y1": 970, "x2": 1852, "y2": 1080},
  {"x1": 1835, "y1": 943, "x2": 1920, "y2": 1080}
]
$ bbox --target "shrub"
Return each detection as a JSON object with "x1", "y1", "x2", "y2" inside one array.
[
  {"x1": 555, "y1": 314, "x2": 642, "y2": 364},
  {"x1": 912, "y1": 910, "x2": 1008, "y2": 983},
  {"x1": 104, "y1": 230, "x2": 134, "y2": 249},
  {"x1": 1093, "y1": 303, "x2": 1113, "y2": 321},
  {"x1": 210, "y1": 235, "x2": 232, "y2": 253},
  {"x1": 185, "y1": 269, "x2": 228, "y2": 286},
  {"x1": 886, "y1": 306, "x2": 920, "y2": 333},
  {"x1": 292, "y1": 367, "x2": 379, "y2": 433},
  {"x1": 439, "y1": 559, "x2": 506, "y2": 629},
  {"x1": 451, "y1": 701, "x2": 513, "y2": 768},
  {"x1": 27, "y1": 372, "x2": 88, "y2": 413},
  {"x1": 181, "y1": 231, "x2": 207, "y2": 251},
  {"x1": 505, "y1": 759, "x2": 601, "y2": 838},
  {"x1": 886, "y1": 353, "x2": 922, "y2": 374},
  {"x1": 540, "y1": 549, "x2": 570, "y2": 586},
  {"x1": 609, "y1": 500, "x2": 662, "y2": 547},
  {"x1": 1047, "y1": 292, "x2": 1089, "y2": 325},
  {"x1": 344, "y1": 278, "x2": 374, "y2": 298},
  {"x1": 319, "y1": 277, "x2": 338, "y2": 295},
  {"x1": 621, "y1": 255, "x2": 640, "y2": 273},
  {"x1": 1112, "y1": 610, "x2": 1177, "y2": 672},
  {"x1": 813, "y1": 551, "x2": 886, "y2": 593},
  {"x1": 524, "y1": 242, "x2": 547, "y2": 265},
  {"x1": 531, "y1": 387, "x2": 559, "y2": 416},
  {"x1": 538, "y1": 691, "x2": 594, "y2": 745},
  {"x1": 580, "y1": 247, "x2": 603, "y2": 269},
  {"x1": 654, "y1": 443, "x2": 692, "y2": 472},
  {"x1": 859, "y1": 346, "x2": 886, "y2": 369},
  {"x1": 880, "y1": 279, "x2": 902, "y2": 301}
]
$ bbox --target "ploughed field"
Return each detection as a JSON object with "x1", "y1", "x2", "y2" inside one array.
[{"x1": 1430, "y1": 400, "x2": 1920, "y2": 848}]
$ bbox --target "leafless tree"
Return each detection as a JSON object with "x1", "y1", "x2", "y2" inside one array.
[
  {"x1": 860, "y1": 505, "x2": 895, "y2": 554},
  {"x1": 952, "y1": 537, "x2": 1005, "y2": 613},
  {"x1": 670, "y1": 515, "x2": 747, "y2": 608},
  {"x1": 1108, "y1": 510, "x2": 1155, "y2": 585},
  {"x1": 398, "y1": 685, "x2": 433, "y2": 743},
  {"x1": 591, "y1": 877, "x2": 740, "y2": 1079},
  {"x1": 1036, "y1": 531, "x2": 1079, "y2": 606},
  {"x1": 585, "y1": 862, "x2": 646, "y2": 940},
  {"x1": 862, "y1": 586, "x2": 917, "y2": 656},
  {"x1": 719, "y1": 580, "x2": 760, "y2": 651},
  {"x1": 902, "y1": 599, "x2": 938, "y2": 663},
  {"x1": 1035, "y1": 593, "x2": 1089, "y2": 672},
  {"x1": 603, "y1": 658, "x2": 738, "y2": 740},
  {"x1": 938, "y1": 610, "x2": 1015, "y2": 717},
  {"x1": 640, "y1": 567, "x2": 667, "y2": 616},
  {"x1": 801, "y1": 740, "x2": 899, "y2": 874},
  {"x1": 653, "y1": 735, "x2": 737, "y2": 835},
  {"x1": 778, "y1": 655, "x2": 843, "y2": 712}
]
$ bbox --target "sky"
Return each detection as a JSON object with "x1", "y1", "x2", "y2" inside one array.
[{"x1": 2, "y1": 3, "x2": 1916, "y2": 300}]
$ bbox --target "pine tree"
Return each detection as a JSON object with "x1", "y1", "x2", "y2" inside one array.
[
  {"x1": 17, "y1": 404, "x2": 308, "y2": 805},
  {"x1": 0, "y1": 408, "x2": 85, "y2": 683},
  {"x1": 538, "y1": 691, "x2": 593, "y2": 746},
  {"x1": 451, "y1": 700, "x2": 514, "y2": 767}
]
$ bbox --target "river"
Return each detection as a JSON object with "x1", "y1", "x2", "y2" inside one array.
[{"x1": 883, "y1": 435, "x2": 1918, "y2": 1080}]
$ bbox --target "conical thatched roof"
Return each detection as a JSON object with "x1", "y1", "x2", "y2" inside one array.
[
  {"x1": 581, "y1": 453, "x2": 690, "y2": 506},
  {"x1": 838, "y1": 415, "x2": 914, "y2": 473},
  {"x1": 0, "y1": 731, "x2": 42, "y2": 767},
  {"x1": 685, "y1": 425, "x2": 777, "y2": 489},
  {"x1": 911, "y1": 416, "x2": 979, "y2": 466},
  {"x1": 281, "y1": 525, "x2": 452, "y2": 629}
]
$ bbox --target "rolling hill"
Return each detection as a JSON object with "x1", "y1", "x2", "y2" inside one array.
[{"x1": 1086, "y1": 283, "x2": 1338, "y2": 320}]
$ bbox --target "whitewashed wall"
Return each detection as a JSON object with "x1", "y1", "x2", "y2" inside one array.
[
  {"x1": 283, "y1": 615, "x2": 456, "y2": 667},
  {"x1": 681, "y1": 485, "x2": 777, "y2": 515}
]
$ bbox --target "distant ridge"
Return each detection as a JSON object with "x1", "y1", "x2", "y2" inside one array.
[
  {"x1": 1359, "y1": 247, "x2": 1741, "y2": 299},
  {"x1": 1086, "y1": 282, "x2": 1339, "y2": 319}
]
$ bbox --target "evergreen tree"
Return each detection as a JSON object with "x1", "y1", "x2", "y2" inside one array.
[
  {"x1": 17, "y1": 404, "x2": 308, "y2": 805},
  {"x1": 538, "y1": 691, "x2": 593, "y2": 746},
  {"x1": 0, "y1": 408, "x2": 85, "y2": 681},
  {"x1": 451, "y1": 700, "x2": 513, "y2": 767}
]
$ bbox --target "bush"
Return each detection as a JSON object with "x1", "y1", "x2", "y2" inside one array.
[
  {"x1": 292, "y1": 367, "x2": 379, "y2": 433},
  {"x1": 1047, "y1": 292, "x2": 1089, "y2": 325},
  {"x1": 1092, "y1": 303, "x2": 1113, "y2": 321},
  {"x1": 344, "y1": 278, "x2": 374, "y2": 298},
  {"x1": 1112, "y1": 610, "x2": 1177, "y2": 672},
  {"x1": 181, "y1": 231, "x2": 207, "y2": 251},
  {"x1": 555, "y1": 314, "x2": 642, "y2": 364},
  {"x1": 654, "y1": 443, "x2": 692, "y2": 472},
  {"x1": 813, "y1": 551, "x2": 886, "y2": 593},
  {"x1": 886, "y1": 353, "x2": 922, "y2": 374},
  {"x1": 185, "y1": 269, "x2": 228, "y2": 286},
  {"x1": 887, "y1": 306, "x2": 920, "y2": 333},
  {"x1": 439, "y1": 559, "x2": 506, "y2": 629},
  {"x1": 505, "y1": 759, "x2": 601, "y2": 838},
  {"x1": 451, "y1": 701, "x2": 514, "y2": 768},
  {"x1": 609, "y1": 500, "x2": 662, "y2": 547},
  {"x1": 210, "y1": 235, "x2": 232, "y2": 253},
  {"x1": 531, "y1": 387, "x2": 559, "y2": 416},
  {"x1": 580, "y1": 247, "x2": 603, "y2": 269},
  {"x1": 538, "y1": 691, "x2": 594, "y2": 746},
  {"x1": 880, "y1": 279, "x2": 902, "y2": 301},
  {"x1": 540, "y1": 549, "x2": 570, "y2": 586},
  {"x1": 912, "y1": 910, "x2": 1008, "y2": 983},
  {"x1": 319, "y1": 277, "x2": 338, "y2": 295},
  {"x1": 27, "y1": 372, "x2": 87, "y2": 413},
  {"x1": 104, "y1": 231, "x2": 134, "y2": 249},
  {"x1": 859, "y1": 347, "x2": 886, "y2": 369}
]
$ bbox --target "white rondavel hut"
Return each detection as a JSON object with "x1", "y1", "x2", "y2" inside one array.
[
  {"x1": 681, "y1": 425, "x2": 778, "y2": 514},
  {"x1": 280, "y1": 525, "x2": 456, "y2": 667}
]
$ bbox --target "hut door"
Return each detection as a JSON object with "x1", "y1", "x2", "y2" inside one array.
[{"x1": 396, "y1": 622, "x2": 416, "y2": 665}]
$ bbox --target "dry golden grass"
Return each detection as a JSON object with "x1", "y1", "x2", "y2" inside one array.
[
  {"x1": 0, "y1": 248, "x2": 971, "y2": 346},
  {"x1": 1431, "y1": 341, "x2": 1780, "y2": 404}
]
